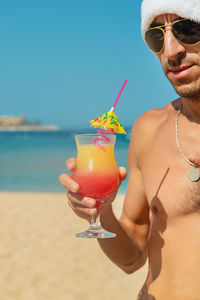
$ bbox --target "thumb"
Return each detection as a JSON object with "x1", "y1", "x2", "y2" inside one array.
[
  {"x1": 66, "y1": 157, "x2": 76, "y2": 171},
  {"x1": 119, "y1": 166, "x2": 127, "y2": 183}
]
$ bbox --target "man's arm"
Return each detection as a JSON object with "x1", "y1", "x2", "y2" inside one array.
[
  {"x1": 59, "y1": 117, "x2": 150, "y2": 274},
  {"x1": 98, "y1": 120, "x2": 150, "y2": 274}
]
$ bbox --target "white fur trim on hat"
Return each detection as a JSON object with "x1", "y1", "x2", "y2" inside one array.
[{"x1": 141, "y1": 0, "x2": 200, "y2": 40}]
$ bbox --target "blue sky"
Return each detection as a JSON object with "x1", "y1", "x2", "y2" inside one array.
[{"x1": 0, "y1": 0, "x2": 178, "y2": 129}]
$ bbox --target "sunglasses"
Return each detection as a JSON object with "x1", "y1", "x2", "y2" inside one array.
[{"x1": 145, "y1": 18, "x2": 200, "y2": 53}]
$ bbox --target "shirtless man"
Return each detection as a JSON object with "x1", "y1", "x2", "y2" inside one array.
[{"x1": 59, "y1": 0, "x2": 200, "y2": 299}]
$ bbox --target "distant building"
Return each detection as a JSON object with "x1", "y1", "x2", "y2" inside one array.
[
  {"x1": 0, "y1": 114, "x2": 25, "y2": 126},
  {"x1": 0, "y1": 114, "x2": 59, "y2": 131}
]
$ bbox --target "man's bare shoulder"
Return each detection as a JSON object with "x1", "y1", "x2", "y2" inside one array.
[
  {"x1": 136, "y1": 104, "x2": 170, "y2": 127},
  {"x1": 132, "y1": 100, "x2": 179, "y2": 136},
  {"x1": 129, "y1": 100, "x2": 179, "y2": 155}
]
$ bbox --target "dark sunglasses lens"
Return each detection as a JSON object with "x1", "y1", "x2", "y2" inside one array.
[
  {"x1": 173, "y1": 19, "x2": 200, "y2": 44},
  {"x1": 145, "y1": 28, "x2": 164, "y2": 53}
]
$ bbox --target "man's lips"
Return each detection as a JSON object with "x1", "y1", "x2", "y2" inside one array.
[{"x1": 168, "y1": 65, "x2": 194, "y2": 79}]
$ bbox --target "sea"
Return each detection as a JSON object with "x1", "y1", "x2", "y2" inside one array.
[{"x1": 0, "y1": 129, "x2": 131, "y2": 193}]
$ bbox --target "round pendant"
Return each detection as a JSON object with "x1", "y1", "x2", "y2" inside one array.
[{"x1": 188, "y1": 167, "x2": 200, "y2": 182}]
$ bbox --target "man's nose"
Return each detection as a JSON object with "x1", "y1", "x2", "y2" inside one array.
[{"x1": 163, "y1": 29, "x2": 186, "y2": 60}]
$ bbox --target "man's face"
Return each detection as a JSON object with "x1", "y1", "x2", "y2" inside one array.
[{"x1": 153, "y1": 14, "x2": 200, "y2": 100}]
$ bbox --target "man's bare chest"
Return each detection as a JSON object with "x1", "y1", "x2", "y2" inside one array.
[{"x1": 140, "y1": 130, "x2": 200, "y2": 218}]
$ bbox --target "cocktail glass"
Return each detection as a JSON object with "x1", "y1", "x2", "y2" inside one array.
[{"x1": 72, "y1": 134, "x2": 119, "y2": 238}]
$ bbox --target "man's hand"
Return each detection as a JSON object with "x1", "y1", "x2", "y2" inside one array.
[{"x1": 59, "y1": 158, "x2": 127, "y2": 222}]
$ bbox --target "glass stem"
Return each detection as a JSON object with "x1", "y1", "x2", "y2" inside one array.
[{"x1": 90, "y1": 212, "x2": 101, "y2": 228}]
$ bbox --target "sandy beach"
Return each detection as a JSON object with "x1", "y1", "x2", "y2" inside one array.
[{"x1": 0, "y1": 192, "x2": 147, "y2": 300}]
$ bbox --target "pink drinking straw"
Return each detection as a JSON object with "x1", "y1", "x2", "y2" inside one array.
[
  {"x1": 93, "y1": 79, "x2": 128, "y2": 150},
  {"x1": 110, "y1": 79, "x2": 128, "y2": 112},
  {"x1": 93, "y1": 128, "x2": 114, "y2": 151}
]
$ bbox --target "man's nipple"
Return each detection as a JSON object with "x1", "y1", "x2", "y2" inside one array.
[{"x1": 188, "y1": 153, "x2": 200, "y2": 167}]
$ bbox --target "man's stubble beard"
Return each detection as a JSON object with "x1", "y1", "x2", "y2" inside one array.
[
  {"x1": 162, "y1": 54, "x2": 200, "y2": 101},
  {"x1": 169, "y1": 76, "x2": 200, "y2": 101}
]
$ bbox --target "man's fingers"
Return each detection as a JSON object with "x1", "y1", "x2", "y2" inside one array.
[
  {"x1": 68, "y1": 201, "x2": 97, "y2": 219},
  {"x1": 60, "y1": 162, "x2": 127, "y2": 220},
  {"x1": 67, "y1": 192, "x2": 96, "y2": 208},
  {"x1": 59, "y1": 173, "x2": 79, "y2": 193},
  {"x1": 119, "y1": 166, "x2": 127, "y2": 182},
  {"x1": 68, "y1": 200, "x2": 97, "y2": 216},
  {"x1": 67, "y1": 193, "x2": 97, "y2": 218},
  {"x1": 65, "y1": 157, "x2": 76, "y2": 171}
]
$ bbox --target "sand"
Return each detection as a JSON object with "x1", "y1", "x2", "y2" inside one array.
[{"x1": 0, "y1": 192, "x2": 147, "y2": 300}]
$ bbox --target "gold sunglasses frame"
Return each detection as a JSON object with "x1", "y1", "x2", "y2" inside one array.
[{"x1": 145, "y1": 19, "x2": 200, "y2": 54}]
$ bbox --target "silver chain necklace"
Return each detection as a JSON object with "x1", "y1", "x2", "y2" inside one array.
[{"x1": 175, "y1": 103, "x2": 200, "y2": 182}]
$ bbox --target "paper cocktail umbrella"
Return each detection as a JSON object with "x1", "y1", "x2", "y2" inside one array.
[{"x1": 90, "y1": 79, "x2": 128, "y2": 134}]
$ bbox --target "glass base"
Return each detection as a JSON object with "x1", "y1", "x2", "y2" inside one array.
[{"x1": 76, "y1": 223, "x2": 116, "y2": 239}]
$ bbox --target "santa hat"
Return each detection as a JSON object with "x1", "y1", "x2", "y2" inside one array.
[{"x1": 141, "y1": 0, "x2": 200, "y2": 40}]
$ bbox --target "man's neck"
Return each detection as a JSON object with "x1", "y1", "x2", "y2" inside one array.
[{"x1": 181, "y1": 97, "x2": 200, "y2": 123}]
